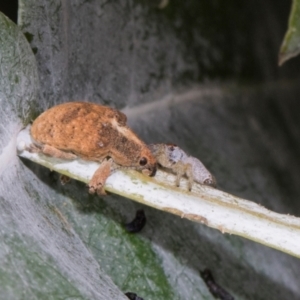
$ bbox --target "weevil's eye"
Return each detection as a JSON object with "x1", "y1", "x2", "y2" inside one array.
[
  {"x1": 139, "y1": 157, "x2": 148, "y2": 166},
  {"x1": 204, "y1": 177, "x2": 217, "y2": 187},
  {"x1": 204, "y1": 179, "x2": 212, "y2": 185}
]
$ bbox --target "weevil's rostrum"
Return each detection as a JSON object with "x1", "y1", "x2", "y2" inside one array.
[
  {"x1": 149, "y1": 143, "x2": 216, "y2": 190},
  {"x1": 30, "y1": 102, "x2": 157, "y2": 195}
]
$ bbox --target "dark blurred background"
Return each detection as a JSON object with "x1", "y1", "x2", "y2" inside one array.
[
  {"x1": 0, "y1": 0, "x2": 18, "y2": 23},
  {"x1": 0, "y1": 1, "x2": 298, "y2": 82}
]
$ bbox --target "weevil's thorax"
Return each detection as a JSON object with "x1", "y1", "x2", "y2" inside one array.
[
  {"x1": 148, "y1": 144, "x2": 172, "y2": 168},
  {"x1": 110, "y1": 129, "x2": 143, "y2": 166},
  {"x1": 166, "y1": 144, "x2": 188, "y2": 163},
  {"x1": 108, "y1": 125, "x2": 156, "y2": 175}
]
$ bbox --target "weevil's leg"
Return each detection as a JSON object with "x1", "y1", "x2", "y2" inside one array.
[
  {"x1": 172, "y1": 161, "x2": 186, "y2": 188},
  {"x1": 185, "y1": 163, "x2": 194, "y2": 191},
  {"x1": 28, "y1": 144, "x2": 77, "y2": 160},
  {"x1": 88, "y1": 158, "x2": 113, "y2": 196}
]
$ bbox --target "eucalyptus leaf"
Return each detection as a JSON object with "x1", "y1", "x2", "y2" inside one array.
[{"x1": 17, "y1": 125, "x2": 300, "y2": 260}]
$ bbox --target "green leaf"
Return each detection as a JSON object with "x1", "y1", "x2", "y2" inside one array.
[
  {"x1": 0, "y1": 12, "x2": 38, "y2": 126},
  {"x1": 0, "y1": 11, "x2": 129, "y2": 300},
  {"x1": 279, "y1": 0, "x2": 300, "y2": 65}
]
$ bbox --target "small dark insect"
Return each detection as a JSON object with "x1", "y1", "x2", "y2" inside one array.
[
  {"x1": 200, "y1": 269, "x2": 234, "y2": 300},
  {"x1": 60, "y1": 174, "x2": 71, "y2": 185},
  {"x1": 125, "y1": 292, "x2": 144, "y2": 300},
  {"x1": 125, "y1": 209, "x2": 146, "y2": 233}
]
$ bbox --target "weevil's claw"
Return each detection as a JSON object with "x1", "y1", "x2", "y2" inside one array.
[{"x1": 88, "y1": 158, "x2": 113, "y2": 196}]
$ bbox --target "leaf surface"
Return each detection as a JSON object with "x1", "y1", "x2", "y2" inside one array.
[{"x1": 0, "y1": 1, "x2": 298, "y2": 300}]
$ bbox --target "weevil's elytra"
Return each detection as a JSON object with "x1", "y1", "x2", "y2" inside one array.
[{"x1": 30, "y1": 102, "x2": 157, "y2": 195}]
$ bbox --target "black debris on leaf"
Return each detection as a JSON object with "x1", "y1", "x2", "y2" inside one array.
[
  {"x1": 200, "y1": 268, "x2": 234, "y2": 300},
  {"x1": 125, "y1": 292, "x2": 144, "y2": 300},
  {"x1": 124, "y1": 209, "x2": 146, "y2": 233}
]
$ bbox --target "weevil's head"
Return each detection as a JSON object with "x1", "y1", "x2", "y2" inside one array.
[{"x1": 203, "y1": 175, "x2": 217, "y2": 188}]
